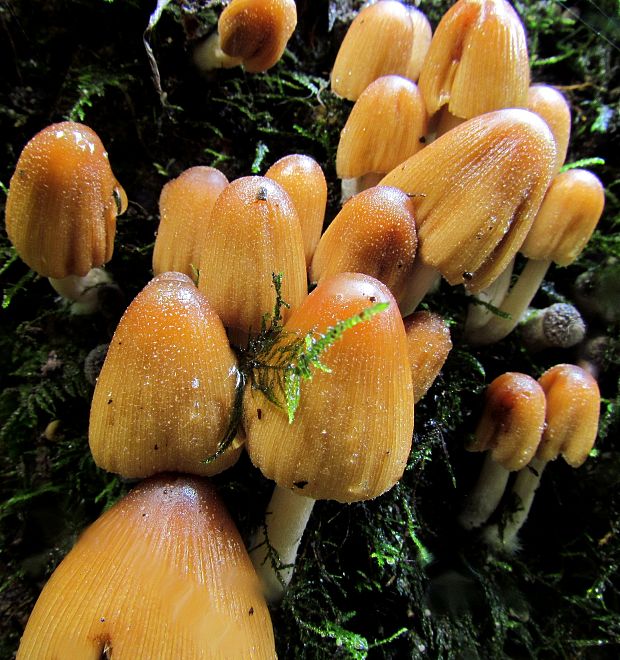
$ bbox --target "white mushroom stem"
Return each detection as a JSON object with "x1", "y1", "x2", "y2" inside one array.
[
  {"x1": 463, "y1": 258, "x2": 515, "y2": 333},
  {"x1": 193, "y1": 33, "x2": 242, "y2": 71},
  {"x1": 399, "y1": 259, "x2": 441, "y2": 316},
  {"x1": 481, "y1": 456, "x2": 547, "y2": 553},
  {"x1": 458, "y1": 453, "x2": 511, "y2": 530},
  {"x1": 467, "y1": 258, "x2": 552, "y2": 345},
  {"x1": 48, "y1": 267, "x2": 113, "y2": 315},
  {"x1": 250, "y1": 485, "x2": 316, "y2": 604}
]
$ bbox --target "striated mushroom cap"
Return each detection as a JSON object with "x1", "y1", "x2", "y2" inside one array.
[
  {"x1": 406, "y1": 7, "x2": 433, "y2": 82},
  {"x1": 380, "y1": 109, "x2": 556, "y2": 291},
  {"x1": 418, "y1": 0, "x2": 529, "y2": 119},
  {"x1": 5, "y1": 121, "x2": 126, "y2": 279},
  {"x1": 520, "y1": 169, "x2": 605, "y2": 266},
  {"x1": 89, "y1": 272, "x2": 241, "y2": 478},
  {"x1": 468, "y1": 372, "x2": 546, "y2": 471},
  {"x1": 331, "y1": 1, "x2": 415, "y2": 101},
  {"x1": 403, "y1": 311, "x2": 452, "y2": 403},
  {"x1": 153, "y1": 166, "x2": 229, "y2": 278},
  {"x1": 218, "y1": 0, "x2": 297, "y2": 73},
  {"x1": 537, "y1": 364, "x2": 600, "y2": 467},
  {"x1": 197, "y1": 175, "x2": 306, "y2": 340},
  {"x1": 310, "y1": 186, "x2": 418, "y2": 308},
  {"x1": 244, "y1": 272, "x2": 414, "y2": 503},
  {"x1": 527, "y1": 84, "x2": 572, "y2": 173},
  {"x1": 17, "y1": 475, "x2": 275, "y2": 659},
  {"x1": 336, "y1": 75, "x2": 428, "y2": 179},
  {"x1": 266, "y1": 154, "x2": 327, "y2": 267}
]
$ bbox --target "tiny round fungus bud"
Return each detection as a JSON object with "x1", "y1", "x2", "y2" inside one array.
[
  {"x1": 520, "y1": 303, "x2": 586, "y2": 352},
  {"x1": 403, "y1": 311, "x2": 452, "y2": 403},
  {"x1": 17, "y1": 475, "x2": 275, "y2": 658},
  {"x1": 153, "y1": 166, "x2": 228, "y2": 278},
  {"x1": 418, "y1": 0, "x2": 529, "y2": 119},
  {"x1": 5, "y1": 121, "x2": 127, "y2": 311},
  {"x1": 310, "y1": 186, "x2": 418, "y2": 310},
  {"x1": 89, "y1": 273, "x2": 241, "y2": 478},
  {"x1": 265, "y1": 154, "x2": 327, "y2": 267},
  {"x1": 459, "y1": 372, "x2": 546, "y2": 530},
  {"x1": 218, "y1": 0, "x2": 297, "y2": 73}
]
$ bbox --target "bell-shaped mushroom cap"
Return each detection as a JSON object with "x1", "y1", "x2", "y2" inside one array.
[
  {"x1": 153, "y1": 166, "x2": 229, "y2": 278},
  {"x1": 336, "y1": 75, "x2": 428, "y2": 179},
  {"x1": 406, "y1": 7, "x2": 433, "y2": 82},
  {"x1": 520, "y1": 169, "x2": 605, "y2": 266},
  {"x1": 244, "y1": 273, "x2": 414, "y2": 503},
  {"x1": 331, "y1": 1, "x2": 414, "y2": 101},
  {"x1": 310, "y1": 186, "x2": 418, "y2": 307},
  {"x1": 5, "y1": 121, "x2": 127, "y2": 279},
  {"x1": 468, "y1": 372, "x2": 546, "y2": 470},
  {"x1": 218, "y1": 0, "x2": 297, "y2": 73},
  {"x1": 197, "y1": 175, "x2": 306, "y2": 339},
  {"x1": 527, "y1": 84, "x2": 572, "y2": 173},
  {"x1": 89, "y1": 272, "x2": 241, "y2": 478},
  {"x1": 266, "y1": 154, "x2": 327, "y2": 267},
  {"x1": 380, "y1": 109, "x2": 556, "y2": 291},
  {"x1": 537, "y1": 364, "x2": 600, "y2": 467},
  {"x1": 403, "y1": 311, "x2": 452, "y2": 403},
  {"x1": 17, "y1": 475, "x2": 275, "y2": 659},
  {"x1": 418, "y1": 0, "x2": 529, "y2": 118}
]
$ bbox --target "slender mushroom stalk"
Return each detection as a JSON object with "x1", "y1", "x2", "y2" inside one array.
[
  {"x1": 153, "y1": 166, "x2": 228, "y2": 279},
  {"x1": 5, "y1": 121, "x2": 127, "y2": 313},
  {"x1": 380, "y1": 108, "x2": 556, "y2": 310},
  {"x1": 418, "y1": 0, "x2": 529, "y2": 121},
  {"x1": 519, "y1": 303, "x2": 586, "y2": 352},
  {"x1": 194, "y1": 0, "x2": 297, "y2": 73},
  {"x1": 244, "y1": 273, "x2": 414, "y2": 602},
  {"x1": 89, "y1": 272, "x2": 242, "y2": 478},
  {"x1": 336, "y1": 75, "x2": 428, "y2": 201},
  {"x1": 482, "y1": 364, "x2": 600, "y2": 552},
  {"x1": 458, "y1": 373, "x2": 546, "y2": 530},
  {"x1": 17, "y1": 475, "x2": 275, "y2": 658},
  {"x1": 403, "y1": 311, "x2": 452, "y2": 403},
  {"x1": 265, "y1": 154, "x2": 327, "y2": 268},
  {"x1": 310, "y1": 186, "x2": 418, "y2": 310},
  {"x1": 467, "y1": 168, "x2": 605, "y2": 345},
  {"x1": 196, "y1": 175, "x2": 306, "y2": 346}
]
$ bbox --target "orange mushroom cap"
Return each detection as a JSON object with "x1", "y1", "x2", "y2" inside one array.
[
  {"x1": 5, "y1": 121, "x2": 126, "y2": 279},
  {"x1": 527, "y1": 84, "x2": 572, "y2": 173},
  {"x1": 17, "y1": 475, "x2": 275, "y2": 658}
]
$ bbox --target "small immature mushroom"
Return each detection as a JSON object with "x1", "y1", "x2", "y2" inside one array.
[
  {"x1": 482, "y1": 364, "x2": 600, "y2": 552},
  {"x1": 403, "y1": 311, "x2": 452, "y2": 403},
  {"x1": 265, "y1": 154, "x2": 327, "y2": 268},
  {"x1": 331, "y1": 1, "x2": 429, "y2": 101},
  {"x1": 310, "y1": 186, "x2": 418, "y2": 310},
  {"x1": 153, "y1": 166, "x2": 228, "y2": 279},
  {"x1": 5, "y1": 121, "x2": 127, "y2": 313},
  {"x1": 195, "y1": 0, "x2": 297, "y2": 73},
  {"x1": 519, "y1": 303, "x2": 586, "y2": 352},
  {"x1": 469, "y1": 168, "x2": 605, "y2": 345},
  {"x1": 458, "y1": 373, "x2": 546, "y2": 530},
  {"x1": 527, "y1": 84, "x2": 572, "y2": 173},
  {"x1": 380, "y1": 109, "x2": 556, "y2": 309},
  {"x1": 197, "y1": 175, "x2": 306, "y2": 345},
  {"x1": 418, "y1": 0, "x2": 529, "y2": 121},
  {"x1": 89, "y1": 272, "x2": 241, "y2": 478},
  {"x1": 17, "y1": 475, "x2": 275, "y2": 658},
  {"x1": 336, "y1": 75, "x2": 428, "y2": 200},
  {"x1": 244, "y1": 273, "x2": 414, "y2": 601}
]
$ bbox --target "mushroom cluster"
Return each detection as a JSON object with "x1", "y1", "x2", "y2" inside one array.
[{"x1": 7, "y1": 0, "x2": 608, "y2": 655}]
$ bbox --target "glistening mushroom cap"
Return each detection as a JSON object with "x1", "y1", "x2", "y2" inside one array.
[
  {"x1": 5, "y1": 121, "x2": 127, "y2": 279},
  {"x1": 89, "y1": 272, "x2": 241, "y2": 478},
  {"x1": 527, "y1": 84, "x2": 572, "y2": 173},
  {"x1": 17, "y1": 475, "x2": 275, "y2": 659},
  {"x1": 244, "y1": 272, "x2": 414, "y2": 503}
]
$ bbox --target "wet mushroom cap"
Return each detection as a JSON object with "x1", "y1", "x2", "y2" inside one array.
[
  {"x1": 527, "y1": 84, "x2": 572, "y2": 173},
  {"x1": 17, "y1": 475, "x2": 275, "y2": 659},
  {"x1": 5, "y1": 121, "x2": 127, "y2": 279},
  {"x1": 89, "y1": 272, "x2": 241, "y2": 478}
]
